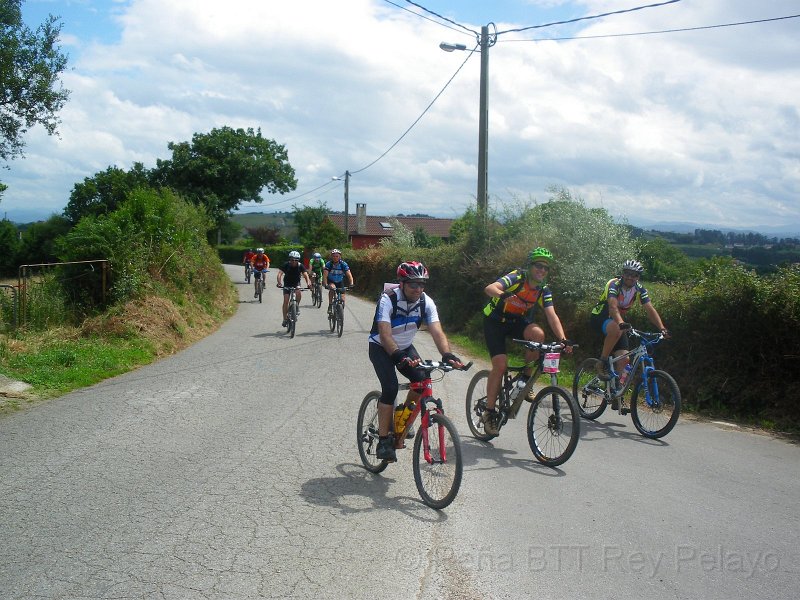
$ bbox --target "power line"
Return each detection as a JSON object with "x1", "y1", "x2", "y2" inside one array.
[
  {"x1": 350, "y1": 42, "x2": 478, "y2": 176},
  {"x1": 380, "y1": 0, "x2": 474, "y2": 37},
  {"x1": 242, "y1": 178, "x2": 340, "y2": 210},
  {"x1": 496, "y1": 0, "x2": 682, "y2": 35},
  {"x1": 396, "y1": 0, "x2": 478, "y2": 37},
  {"x1": 500, "y1": 13, "x2": 800, "y2": 42}
]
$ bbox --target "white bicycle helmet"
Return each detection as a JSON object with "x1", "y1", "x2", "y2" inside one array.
[
  {"x1": 622, "y1": 259, "x2": 644, "y2": 274},
  {"x1": 256, "y1": 247, "x2": 264, "y2": 253},
  {"x1": 313, "y1": 252, "x2": 321, "y2": 259},
  {"x1": 288, "y1": 250, "x2": 301, "y2": 260},
  {"x1": 331, "y1": 248, "x2": 342, "y2": 255}
]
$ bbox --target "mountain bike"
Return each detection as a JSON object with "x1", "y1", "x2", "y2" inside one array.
[
  {"x1": 465, "y1": 339, "x2": 580, "y2": 467},
  {"x1": 253, "y1": 268, "x2": 268, "y2": 303},
  {"x1": 572, "y1": 327, "x2": 680, "y2": 439},
  {"x1": 277, "y1": 285, "x2": 308, "y2": 338},
  {"x1": 357, "y1": 359, "x2": 472, "y2": 509},
  {"x1": 327, "y1": 286, "x2": 351, "y2": 338},
  {"x1": 310, "y1": 274, "x2": 323, "y2": 308},
  {"x1": 244, "y1": 261, "x2": 252, "y2": 284}
]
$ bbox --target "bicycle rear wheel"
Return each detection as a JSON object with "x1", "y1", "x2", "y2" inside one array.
[
  {"x1": 413, "y1": 412, "x2": 462, "y2": 509},
  {"x1": 288, "y1": 301, "x2": 297, "y2": 338},
  {"x1": 335, "y1": 303, "x2": 344, "y2": 337},
  {"x1": 631, "y1": 369, "x2": 681, "y2": 438},
  {"x1": 527, "y1": 385, "x2": 580, "y2": 467},
  {"x1": 573, "y1": 358, "x2": 608, "y2": 419},
  {"x1": 357, "y1": 392, "x2": 389, "y2": 473},
  {"x1": 464, "y1": 370, "x2": 497, "y2": 441}
]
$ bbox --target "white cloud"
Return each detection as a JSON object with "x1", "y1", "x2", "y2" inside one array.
[{"x1": 3, "y1": 0, "x2": 799, "y2": 233}]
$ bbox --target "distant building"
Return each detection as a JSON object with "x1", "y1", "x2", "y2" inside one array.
[{"x1": 327, "y1": 203, "x2": 455, "y2": 249}]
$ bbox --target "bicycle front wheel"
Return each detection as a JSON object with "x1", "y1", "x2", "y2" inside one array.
[
  {"x1": 316, "y1": 285, "x2": 323, "y2": 308},
  {"x1": 288, "y1": 302, "x2": 297, "y2": 338},
  {"x1": 573, "y1": 358, "x2": 608, "y2": 420},
  {"x1": 357, "y1": 392, "x2": 388, "y2": 473},
  {"x1": 464, "y1": 370, "x2": 497, "y2": 441},
  {"x1": 328, "y1": 304, "x2": 336, "y2": 332},
  {"x1": 335, "y1": 303, "x2": 344, "y2": 338},
  {"x1": 527, "y1": 386, "x2": 580, "y2": 467},
  {"x1": 258, "y1": 280, "x2": 263, "y2": 303},
  {"x1": 631, "y1": 369, "x2": 681, "y2": 438},
  {"x1": 413, "y1": 412, "x2": 462, "y2": 509}
]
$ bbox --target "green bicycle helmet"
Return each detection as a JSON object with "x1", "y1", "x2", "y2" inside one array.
[{"x1": 528, "y1": 247, "x2": 553, "y2": 264}]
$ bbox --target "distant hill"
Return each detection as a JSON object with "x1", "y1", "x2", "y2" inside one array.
[{"x1": 630, "y1": 218, "x2": 800, "y2": 238}]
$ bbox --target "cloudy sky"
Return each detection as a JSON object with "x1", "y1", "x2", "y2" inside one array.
[{"x1": 5, "y1": 0, "x2": 799, "y2": 233}]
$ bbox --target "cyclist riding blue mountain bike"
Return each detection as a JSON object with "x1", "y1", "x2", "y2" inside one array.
[{"x1": 590, "y1": 259, "x2": 669, "y2": 381}]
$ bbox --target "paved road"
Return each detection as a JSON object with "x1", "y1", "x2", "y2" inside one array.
[{"x1": 1, "y1": 264, "x2": 798, "y2": 599}]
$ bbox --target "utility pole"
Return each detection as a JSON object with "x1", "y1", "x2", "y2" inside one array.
[
  {"x1": 343, "y1": 170, "x2": 350, "y2": 244},
  {"x1": 477, "y1": 24, "x2": 490, "y2": 225}
]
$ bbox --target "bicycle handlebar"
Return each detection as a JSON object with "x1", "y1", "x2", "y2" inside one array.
[
  {"x1": 512, "y1": 339, "x2": 579, "y2": 352},
  {"x1": 417, "y1": 359, "x2": 473, "y2": 373}
]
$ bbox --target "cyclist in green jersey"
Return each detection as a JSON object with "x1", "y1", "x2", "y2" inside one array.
[{"x1": 308, "y1": 252, "x2": 325, "y2": 288}]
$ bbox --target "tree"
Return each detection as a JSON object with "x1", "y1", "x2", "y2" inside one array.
[
  {"x1": 63, "y1": 163, "x2": 151, "y2": 224},
  {"x1": 293, "y1": 201, "x2": 332, "y2": 248},
  {"x1": 153, "y1": 127, "x2": 297, "y2": 227},
  {"x1": 0, "y1": 0, "x2": 69, "y2": 162},
  {"x1": 0, "y1": 218, "x2": 20, "y2": 275},
  {"x1": 246, "y1": 225, "x2": 282, "y2": 246},
  {"x1": 16, "y1": 213, "x2": 71, "y2": 266}
]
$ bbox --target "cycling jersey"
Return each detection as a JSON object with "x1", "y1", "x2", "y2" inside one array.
[
  {"x1": 324, "y1": 259, "x2": 350, "y2": 284},
  {"x1": 309, "y1": 257, "x2": 325, "y2": 277},
  {"x1": 483, "y1": 269, "x2": 553, "y2": 322},
  {"x1": 369, "y1": 286, "x2": 439, "y2": 351},
  {"x1": 279, "y1": 262, "x2": 306, "y2": 287},
  {"x1": 243, "y1": 251, "x2": 256, "y2": 264},
  {"x1": 252, "y1": 253, "x2": 270, "y2": 270},
  {"x1": 591, "y1": 277, "x2": 650, "y2": 319}
]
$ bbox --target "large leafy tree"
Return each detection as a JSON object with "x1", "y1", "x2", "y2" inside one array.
[
  {"x1": 64, "y1": 163, "x2": 151, "y2": 224},
  {"x1": 153, "y1": 126, "x2": 297, "y2": 227},
  {"x1": 0, "y1": 0, "x2": 69, "y2": 163},
  {"x1": 293, "y1": 202, "x2": 342, "y2": 248}
]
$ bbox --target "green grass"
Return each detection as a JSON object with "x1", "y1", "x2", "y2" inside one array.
[{"x1": 1, "y1": 335, "x2": 155, "y2": 400}]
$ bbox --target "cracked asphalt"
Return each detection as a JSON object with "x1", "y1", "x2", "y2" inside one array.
[{"x1": 1, "y1": 264, "x2": 798, "y2": 599}]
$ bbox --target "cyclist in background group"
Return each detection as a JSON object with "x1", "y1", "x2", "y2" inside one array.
[
  {"x1": 243, "y1": 248, "x2": 256, "y2": 279},
  {"x1": 251, "y1": 248, "x2": 270, "y2": 297},
  {"x1": 368, "y1": 261, "x2": 464, "y2": 462},
  {"x1": 480, "y1": 247, "x2": 572, "y2": 436},
  {"x1": 590, "y1": 259, "x2": 669, "y2": 380},
  {"x1": 323, "y1": 248, "x2": 354, "y2": 315},
  {"x1": 308, "y1": 252, "x2": 325, "y2": 291},
  {"x1": 277, "y1": 250, "x2": 312, "y2": 327}
]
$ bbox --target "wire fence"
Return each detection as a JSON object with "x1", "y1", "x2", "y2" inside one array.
[{"x1": 16, "y1": 260, "x2": 111, "y2": 330}]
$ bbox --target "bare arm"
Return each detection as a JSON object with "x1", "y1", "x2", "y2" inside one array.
[{"x1": 484, "y1": 281, "x2": 505, "y2": 298}]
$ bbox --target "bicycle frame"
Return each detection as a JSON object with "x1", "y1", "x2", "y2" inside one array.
[
  {"x1": 394, "y1": 378, "x2": 443, "y2": 462},
  {"x1": 606, "y1": 331, "x2": 661, "y2": 401},
  {"x1": 505, "y1": 340, "x2": 570, "y2": 416}
]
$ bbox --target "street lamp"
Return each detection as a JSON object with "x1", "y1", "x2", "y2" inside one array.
[
  {"x1": 332, "y1": 170, "x2": 350, "y2": 242},
  {"x1": 441, "y1": 25, "x2": 495, "y2": 225}
]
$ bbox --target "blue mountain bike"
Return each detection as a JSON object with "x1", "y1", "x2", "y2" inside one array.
[{"x1": 572, "y1": 327, "x2": 681, "y2": 439}]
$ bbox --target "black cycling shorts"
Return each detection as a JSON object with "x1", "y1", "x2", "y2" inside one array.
[
  {"x1": 369, "y1": 342, "x2": 427, "y2": 406},
  {"x1": 483, "y1": 316, "x2": 529, "y2": 358}
]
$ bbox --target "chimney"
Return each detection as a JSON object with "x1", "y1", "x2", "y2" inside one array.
[{"x1": 356, "y1": 203, "x2": 367, "y2": 234}]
